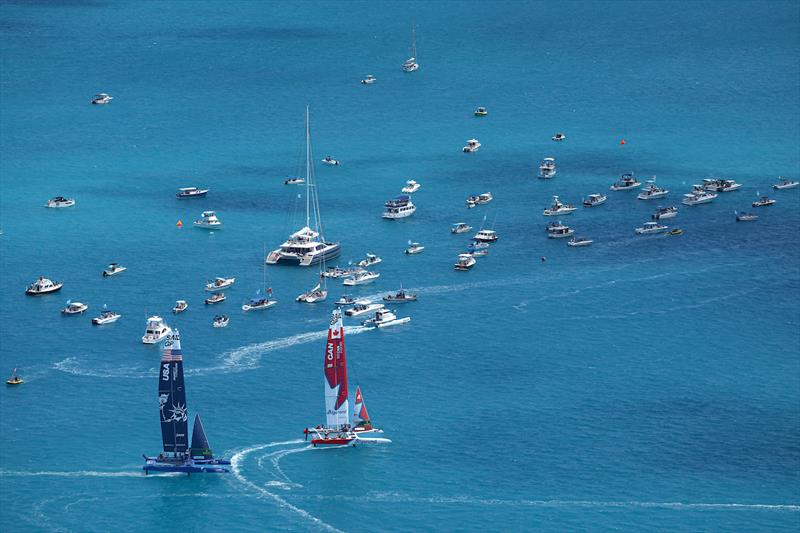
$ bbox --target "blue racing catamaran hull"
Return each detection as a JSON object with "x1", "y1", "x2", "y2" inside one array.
[{"x1": 142, "y1": 456, "x2": 231, "y2": 474}]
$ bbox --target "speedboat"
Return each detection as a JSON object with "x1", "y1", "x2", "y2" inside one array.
[
  {"x1": 322, "y1": 265, "x2": 365, "y2": 279},
  {"x1": 637, "y1": 180, "x2": 669, "y2": 200},
  {"x1": 702, "y1": 178, "x2": 742, "y2": 192},
  {"x1": 682, "y1": 186, "x2": 717, "y2": 205},
  {"x1": 45, "y1": 196, "x2": 75, "y2": 208},
  {"x1": 242, "y1": 293, "x2": 277, "y2": 311},
  {"x1": 176, "y1": 187, "x2": 209, "y2": 199},
  {"x1": 543, "y1": 195, "x2": 576, "y2": 216},
  {"x1": 345, "y1": 300, "x2": 384, "y2": 317},
  {"x1": 773, "y1": 177, "x2": 799, "y2": 190},
  {"x1": 466, "y1": 248, "x2": 489, "y2": 257},
  {"x1": 194, "y1": 210, "x2": 222, "y2": 229},
  {"x1": 652, "y1": 206, "x2": 678, "y2": 220},
  {"x1": 362, "y1": 308, "x2": 411, "y2": 328},
  {"x1": 205, "y1": 277, "x2": 235, "y2": 292},
  {"x1": 454, "y1": 253, "x2": 477, "y2": 271},
  {"x1": 102, "y1": 262, "x2": 126, "y2": 277},
  {"x1": 752, "y1": 195, "x2": 776, "y2": 207},
  {"x1": 382, "y1": 195, "x2": 416, "y2": 218},
  {"x1": 405, "y1": 242, "x2": 424, "y2": 254},
  {"x1": 552, "y1": 132, "x2": 566, "y2": 141},
  {"x1": 473, "y1": 229, "x2": 498, "y2": 242},
  {"x1": 451, "y1": 222, "x2": 472, "y2": 234},
  {"x1": 474, "y1": 107, "x2": 488, "y2": 116},
  {"x1": 357, "y1": 254, "x2": 382, "y2": 268},
  {"x1": 567, "y1": 237, "x2": 593, "y2": 247},
  {"x1": 25, "y1": 276, "x2": 63, "y2": 295},
  {"x1": 468, "y1": 241, "x2": 490, "y2": 250},
  {"x1": 546, "y1": 222, "x2": 574, "y2": 238},
  {"x1": 583, "y1": 193, "x2": 607, "y2": 207},
  {"x1": 91, "y1": 93, "x2": 113, "y2": 104},
  {"x1": 335, "y1": 294, "x2": 356, "y2": 305},
  {"x1": 383, "y1": 289, "x2": 417, "y2": 303},
  {"x1": 172, "y1": 300, "x2": 188, "y2": 314},
  {"x1": 610, "y1": 173, "x2": 641, "y2": 191},
  {"x1": 667, "y1": 228, "x2": 683, "y2": 236},
  {"x1": 401, "y1": 180, "x2": 421, "y2": 193},
  {"x1": 321, "y1": 155, "x2": 339, "y2": 166},
  {"x1": 92, "y1": 310, "x2": 121, "y2": 325},
  {"x1": 735, "y1": 211, "x2": 759, "y2": 221},
  {"x1": 462, "y1": 139, "x2": 481, "y2": 153},
  {"x1": 284, "y1": 176, "x2": 305, "y2": 185},
  {"x1": 296, "y1": 283, "x2": 327, "y2": 303},
  {"x1": 466, "y1": 192, "x2": 492, "y2": 208},
  {"x1": 142, "y1": 316, "x2": 171, "y2": 344},
  {"x1": 361, "y1": 74, "x2": 376, "y2": 84},
  {"x1": 635, "y1": 221, "x2": 669, "y2": 234},
  {"x1": 204, "y1": 292, "x2": 226, "y2": 305},
  {"x1": 6, "y1": 369, "x2": 22, "y2": 386},
  {"x1": 61, "y1": 301, "x2": 88, "y2": 315},
  {"x1": 343, "y1": 271, "x2": 380, "y2": 286},
  {"x1": 538, "y1": 157, "x2": 556, "y2": 179},
  {"x1": 212, "y1": 315, "x2": 229, "y2": 328}
]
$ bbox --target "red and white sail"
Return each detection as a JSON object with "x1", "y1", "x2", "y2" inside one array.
[
  {"x1": 353, "y1": 386, "x2": 372, "y2": 430},
  {"x1": 324, "y1": 309, "x2": 349, "y2": 428}
]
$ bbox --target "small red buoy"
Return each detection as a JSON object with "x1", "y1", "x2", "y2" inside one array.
[
  {"x1": 620, "y1": 139, "x2": 626, "y2": 145},
  {"x1": 176, "y1": 219, "x2": 183, "y2": 228}
]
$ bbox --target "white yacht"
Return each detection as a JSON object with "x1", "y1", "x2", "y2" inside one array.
[
  {"x1": 205, "y1": 277, "x2": 235, "y2": 292},
  {"x1": 610, "y1": 173, "x2": 641, "y2": 191},
  {"x1": 682, "y1": 186, "x2": 717, "y2": 205},
  {"x1": 321, "y1": 155, "x2": 339, "y2": 166},
  {"x1": 543, "y1": 195, "x2": 576, "y2": 216},
  {"x1": 61, "y1": 301, "x2": 88, "y2": 315},
  {"x1": 383, "y1": 195, "x2": 416, "y2": 219},
  {"x1": 401, "y1": 180, "x2": 421, "y2": 193},
  {"x1": 362, "y1": 308, "x2": 411, "y2": 328},
  {"x1": 343, "y1": 271, "x2": 380, "y2": 286},
  {"x1": 702, "y1": 178, "x2": 742, "y2": 192},
  {"x1": 142, "y1": 316, "x2": 171, "y2": 344},
  {"x1": 635, "y1": 221, "x2": 669, "y2": 234},
  {"x1": 773, "y1": 177, "x2": 799, "y2": 190},
  {"x1": 194, "y1": 210, "x2": 222, "y2": 229},
  {"x1": 652, "y1": 206, "x2": 678, "y2": 219},
  {"x1": 583, "y1": 193, "x2": 607, "y2": 207},
  {"x1": 25, "y1": 276, "x2": 63, "y2": 295},
  {"x1": 204, "y1": 292, "x2": 226, "y2": 305},
  {"x1": 91, "y1": 93, "x2": 113, "y2": 105},
  {"x1": 45, "y1": 196, "x2": 75, "y2": 208},
  {"x1": 296, "y1": 282, "x2": 327, "y2": 303},
  {"x1": 357, "y1": 254, "x2": 382, "y2": 268},
  {"x1": 402, "y1": 25, "x2": 419, "y2": 72},
  {"x1": 454, "y1": 253, "x2": 477, "y2": 271},
  {"x1": 267, "y1": 108, "x2": 341, "y2": 266},
  {"x1": 172, "y1": 300, "x2": 188, "y2": 314},
  {"x1": 345, "y1": 300, "x2": 384, "y2": 317},
  {"x1": 567, "y1": 237, "x2": 593, "y2": 247},
  {"x1": 637, "y1": 180, "x2": 669, "y2": 200},
  {"x1": 102, "y1": 263, "x2": 126, "y2": 277},
  {"x1": 473, "y1": 229, "x2": 498, "y2": 243},
  {"x1": 451, "y1": 222, "x2": 472, "y2": 234},
  {"x1": 538, "y1": 157, "x2": 556, "y2": 179},
  {"x1": 92, "y1": 310, "x2": 121, "y2": 325},
  {"x1": 361, "y1": 74, "x2": 376, "y2": 84},
  {"x1": 405, "y1": 242, "x2": 424, "y2": 254},
  {"x1": 176, "y1": 187, "x2": 209, "y2": 198},
  {"x1": 547, "y1": 223, "x2": 574, "y2": 238},
  {"x1": 752, "y1": 195, "x2": 776, "y2": 207},
  {"x1": 463, "y1": 139, "x2": 481, "y2": 153}
]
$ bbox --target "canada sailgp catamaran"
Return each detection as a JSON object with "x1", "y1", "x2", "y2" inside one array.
[
  {"x1": 304, "y1": 310, "x2": 390, "y2": 447},
  {"x1": 142, "y1": 331, "x2": 230, "y2": 474}
]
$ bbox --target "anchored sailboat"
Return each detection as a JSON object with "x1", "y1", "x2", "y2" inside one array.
[
  {"x1": 304, "y1": 310, "x2": 390, "y2": 447},
  {"x1": 142, "y1": 331, "x2": 230, "y2": 474},
  {"x1": 402, "y1": 25, "x2": 419, "y2": 72}
]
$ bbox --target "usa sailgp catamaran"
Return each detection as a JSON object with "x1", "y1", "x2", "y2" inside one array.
[
  {"x1": 304, "y1": 310, "x2": 390, "y2": 447},
  {"x1": 142, "y1": 331, "x2": 230, "y2": 474}
]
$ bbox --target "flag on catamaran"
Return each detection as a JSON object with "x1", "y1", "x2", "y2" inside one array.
[{"x1": 324, "y1": 309, "x2": 349, "y2": 429}]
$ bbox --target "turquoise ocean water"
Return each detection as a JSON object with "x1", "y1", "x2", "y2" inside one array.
[{"x1": 1, "y1": 1, "x2": 799, "y2": 531}]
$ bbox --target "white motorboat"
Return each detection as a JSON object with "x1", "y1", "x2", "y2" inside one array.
[
  {"x1": 454, "y1": 253, "x2": 477, "y2": 271},
  {"x1": 752, "y1": 195, "x2": 776, "y2": 207},
  {"x1": 383, "y1": 289, "x2": 417, "y2": 303},
  {"x1": 468, "y1": 241, "x2": 490, "y2": 250},
  {"x1": 546, "y1": 222, "x2": 574, "y2": 238},
  {"x1": 773, "y1": 177, "x2": 799, "y2": 190},
  {"x1": 284, "y1": 176, "x2": 305, "y2": 185},
  {"x1": 466, "y1": 192, "x2": 492, "y2": 208},
  {"x1": 242, "y1": 293, "x2": 277, "y2": 311},
  {"x1": 735, "y1": 211, "x2": 759, "y2": 221},
  {"x1": 102, "y1": 262, "x2": 126, "y2": 277},
  {"x1": 357, "y1": 254, "x2": 382, "y2": 268},
  {"x1": 474, "y1": 107, "x2": 488, "y2": 116},
  {"x1": 610, "y1": 173, "x2": 641, "y2": 191},
  {"x1": 635, "y1": 221, "x2": 669, "y2": 234},
  {"x1": 682, "y1": 186, "x2": 717, "y2": 205},
  {"x1": 172, "y1": 300, "x2": 188, "y2": 314},
  {"x1": 402, "y1": 25, "x2": 419, "y2": 72},
  {"x1": 637, "y1": 180, "x2": 669, "y2": 200},
  {"x1": 45, "y1": 196, "x2": 75, "y2": 208},
  {"x1": 361, "y1": 74, "x2": 376, "y2": 84},
  {"x1": 194, "y1": 210, "x2": 222, "y2": 229},
  {"x1": 401, "y1": 180, "x2": 421, "y2": 193},
  {"x1": 362, "y1": 308, "x2": 411, "y2": 328},
  {"x1": 205, "y1": 277, "x2": 235, "y2": 292},
  {"x1": 343, "y1": 271, "x2": 380, "y2": 286},
  {"x1": 702, "y1": 178, "x2": 742, "y2": 192},
  {"x1": 345, "y1": 300, "x2": 385, "y2": 317},
  {"x1": 92, "y1": 310, "x2": 121, "y2": 325},
  {"x1": 462, "y1": 139, "x2": 481, "y2": 153},
  {"x1": 25, "y1": 276, "x2": 63, "y2": 295},
  {"x1": 142, "y1": 316, "x2": 171, "y2": 344},
  {"x1": 61, "y1": 301, "x2": 88, "y2": 315},
  {"x1": 538, "y1": 157, "x2": 556, "y2": 179},
  {"x1": 466, "y1": 248, "x2": 489, "y2": 257},
  {"x1": 212, "y1": 315, "x2": 229, "y2": 328},
  {"x1": 322, "y1": 265, "x2": 365, "y2": 279},
  {"x1": 382, "y1": 195, "x2": 416, "y2": 219},
  {"x1": 552, "y1": 132, "x2": 566, "y2": 141},
  {"x1": 583, "y1": 193, "x2": 607, "y2": 207},
  {"x1": 91, "y1": 93, "x2": 113, "y2": 104},
  {"x1": 473, "y1": 229, "x2": 498, "y2": 243},
  {"x1": 451, "y1": 222, "x2": 472, "y2": 234},
  {"x1": 176, "y1": 187, "x2": 209, "y2": 198},
  {"x1": 543, "y1": 195, "x2": 576, "y2": 216},
  {"x1": 267, "y1": 109, "x2": 341, "y2": 267},
  {"x1": 652, "y1": 206, "x2": 678, "y2": 220},
  {"x1": 335, "y1": 294, "x2": 356, "y2": 305},
  {"x1": 405, "y1": 242, "x2": 424, "y2": 254},
  {"x1": 567, "y1": 237, "x2": 593, "y2": 247},
  {"x1": 321, "y1": 155, "x2": 339, "y2": 166},
  {"x1": 204, "y1": 292, "x2": 226, "y2": 305},
  {"x1": 296, "y1": 283, "x2": 327, "y2": 303}
]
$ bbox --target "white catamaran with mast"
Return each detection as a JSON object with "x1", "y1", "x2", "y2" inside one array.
[
  {"x1": 266, "y1": 107, "x2": 341, "y2": 267},
  {"x1": 304, "y1": 310, "x2": 390, "y2": 447},
  {"x1": 402, "y1": 25, "x2": 419, "y2": 72}
]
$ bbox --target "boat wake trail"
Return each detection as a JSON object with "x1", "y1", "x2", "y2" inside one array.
[{"x1": 0, "y1": 469, "x2": 177, "y2": 478}]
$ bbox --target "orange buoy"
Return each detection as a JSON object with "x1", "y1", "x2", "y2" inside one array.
[
  {"x1": 176, "y1": 219, "x2": 183, "y2": 228},
  {"x1": 620, "y1": 139, "x2": 626, "y2": 145}
]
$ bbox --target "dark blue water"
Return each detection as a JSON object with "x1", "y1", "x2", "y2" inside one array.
[{"x1": 1, "y1": 1, "x2": 799, "y2": 531}]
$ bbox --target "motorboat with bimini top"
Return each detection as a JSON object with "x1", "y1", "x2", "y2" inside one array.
[
  {"x1": 102, "y1": 263, "x2": 126, "y2": 277},
  {"x1": 773, "y1": 177, "x2": 799, "y2": 190},
  {"x1": 635, "y1": 221, "x2": 669, "y2": 234},
  {"x1": 204, "y1": 292, "x2": 226, "y2": 305},
  {"x1": 451, "y1": 222, "x2": 472, "y2": 234},
  {"x1": 473, "y1": 229, "x2": 498, "y2": 243},
  {"x1": 242, "y1": 289, "x2": 277, "y2": 311},
  {"x1": 474, "y1": 107, "x2": 488, "y2": 116},
  {"x1": 682, "y1": 185, "x2": 717, "y2": 206},
  {"x1": 143, "y1": 331, "x2": 230, "y2": 474},
  {"x1": 6, "y1": 368, "x2": 22, "y2": 386},
  {"x1": 552, "y1": 132, "x2": 566, "y2": 141},
  {"x1": 357, "y1": 254, "x2": 382, "y2": 268},
  {"x1": 176, "y1": 187, "x2": 209, "y2": 199},
  {"x1": 173, "y1": 300, "x2": 188, "y2": 314},
  {"x1": 567, "y1": 237, "x2": 593, "y2": 247},
  {"x1": 284, "y1": 176, "x2": 305, "y2": 185},
  {"x1": 344, "y1": 300, "x2": 384, "y2": 317},
  {"x1": 583, "y1": 193, "x2": 607, "y2": 207},
  {"x1": 383, "y1": 289, "x2": 417, "y2": 303},
  {"x1": 362, "y1": 308, "x2": 410, "y2": 329},
  {"x1": 401, "y1": 180, "x2": 421, "y2": 193},
  {"x1": 702, "y1": 178, "x2": 742, "y2": 192},
  {"x1": 205, "y1": 277, "x2": 235, "y2": 292},
  {"x1": 267, "y1": 108, "x2": 341, "y2": 266},
  {"x1": 543, "y1": 195, "x2": 576, "y2": 216},
  {"x1": 402, "y1": 25, "x2": 419, "y2": 72},
  {"x1": 343, "y1": 271, "x2": 380, "y2": 286},
  {"x1": 752, "y1": 195, "x2": 776, "y2": 207},
  {"x1": 361, "y1": 74, "x2": 376, "y2": 84},
  {"x1": 45, "y1": 196, "x2": 75, "y2": 208},
  {"x1": 304, "y1": 310, "x2": 390, "y2": 446},
  {"x1": 321, "y1": 155, "x2": 339, "y2": 166},
  {"x1": 454, "y1": 253, "x2": 477, "y2": 271},
  {"x1": 538, "y1": 157, "x2": 556, "y2": 179},
  {"x1": 546, "y1": 221, "x2": 574, "y2": 238},
  {"x1": 92, "y1": 310, "x2": 121, "y2": 325},
  {"x1": 62, "y1": 301, "x2": 88, "y2": 315},
  {"x1": 142, "y1": 316, "x2": 171, "y2": 344},
  {"x1": 194, "y1": 211, "x2": 222, "y2": 229},
  {"x1": 735, "y1": 211, "x2": 759, "y2": 221},
  {"x1": 610, "y1": 173, "x2": 641, "y2": 191},
  {"x1": 212, "y1": 315, "x2": 229, "y2": 328},
  {"x1": 463, "y1": 139, "x2": 481, "y2": 153},
  {"x1": 91, "y1": 93, "x2": 113, "y2": 104},
  {"x1": 637, "y1": 179, "x2": 669, "y2": 200},
  {"x1": 652, "y1": 206, "x2": 678, "y2": 220},
  {"x1": 405, "y1": 242, "x2": 424, "y2": 254},
  {"x1": 25, "y1": 276, "x2": 63, "y2": 295}
]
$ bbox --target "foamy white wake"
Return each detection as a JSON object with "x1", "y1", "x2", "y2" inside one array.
[{"x1": 0, "y1": 469, "x2": 177, "y2": 478}]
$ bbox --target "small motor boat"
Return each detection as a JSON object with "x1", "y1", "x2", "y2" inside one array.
[
  {"x1": 284, "y1": 177, "x2": 305, "y2": 185},
  {"x1": 205, "y1": 277, "x2": 235, "y2": 292},
  {"x1": 335, "y1": 294, "x2": 356, "y2": 305},
  {"x1": 401, "y1": 180, "x2": 421, "y2": 193},
  {"x1": 735, "y1": 211, "x2": 759, "y2": 222},
  {"x1": 194, "y1": 211, "x2": 222, "y2": 229},
  {"x1": 773, "y1": 177, "x2": 799, "y2": 190},
  {"x1": 752, "y1": 196, "x2": 775, "y2": 207},
  {"x1": 361, "y1": 308, "x2": 411, "y2": 329},
  {"x1": 552, "y1": 132, "x2": 566, "y2": 141},
  {"x1": 361, "y1": 74, "x2": 376, "y2": 84},
  {"x1": 405, "y1": 242, "x2": 424, "y2": 254},
  {"x1": 462, "y1": 139, "x2": 481, "y2": 153},
  {"x1": 666, "y1": 228, "x2": 683, "y2": 236},
  {"x1": 92, "y1": 310, "x2": 121, "y2": 325},
  {"x1": 91, "y1": 93, "x2": 113, "y2": 104},
  {"x1": 474, "y1": 107, "x2": 488, "y2": 117},
  {"x1": 567, "y1": 237, "x2": 593, "y2": 247},
  {"x1": 25, "y1": 276, "x2": 63, "y2": 295},
  {"x1": 212, "y1": 315, "x2": 229, "y2": 328},
  {"x1": 383, "y1": 289, "x2": 417, "y2": 303},
  {"x1": 45, "y1": 196, "x2": 75, "y2": 208},
  {"x1": 176, "y1": 187, "x2": 209, "y2": 199},
  {"x1": 61, "y1": 301, "x2": 88, "y2": 315},
  {"x1": 635, "y1": 222, "x2": 669, "y2": 234},
  {"x1": 451, "y1": 222, "x2": 472, "y2": 234},
  {"x1": 321, "y1": 155, "x2": 340, "y2": 166},
  {"x1": 357, "y1": 254, "x2": 382, "y2": 268},
  {"x1": 102, "y1": 263, "x2": 126, "y2": 277},
  {"x1": 343, "y1": 271, "x2": 380, "y2": 286},
  {"x1": 205, "y1": 292, "x2": 226, "y2": 305},
  {"x1": 454, "y1": 253, "x2": 477, "y2": 271},
  {"x1": 173, "y1": 300, "x2": 189, "y2": 314},
  {"x1": 6, "y1": 369, "x2": 22, "y2": 386}
]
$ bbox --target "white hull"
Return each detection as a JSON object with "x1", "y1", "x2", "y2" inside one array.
[
  {"x1": 366, "y1": 316, "x2": 411, "y2": 329},
  {"x1": 92, "y1": 314, "x2": 121, "y2": 325},
  {"x1": 142, "y1": 329, "x2": 171, "y2": 344},
  {"x1": 194, "y1": 222, "x2": 222, "y2": 229},
  {"x1": 568, "y1": 240, "x2": 593, "y2": 247},
  {"x1": 297, "y1": 292, "x2": 327, "y2": 303},
  {"x1": 638, "y1": 191, "x2": 669, "y2": 200},
  {"x1": 405, "y1": 246, "x2": 424, "y2": 254},
  {"x1": 774, "y1": 182, "x2": 799, "y2": 190},
  {"x1": 383, "y1": 205, "x2": 416, "y2": 218},
  {"x1": 343, "y1": 273, "x2": 380, "y2": 286},
  {"x1": 543, "y1": 207, "x2": 576, "y2": 216},
  {"x1": 682, "y1": 197, "x2": 715, "y2": 205},
  {"x1": 548, "y1": 231, "x2": 574, "y2": 238},
  {"x1": 242, "y1": 300, "x2": 277, "y2": 311},
  {"x1": 345, "y1": 303, "x2": 384, "y2": 317}
]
